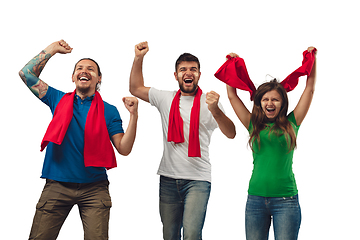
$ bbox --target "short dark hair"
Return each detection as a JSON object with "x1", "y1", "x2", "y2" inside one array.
[{"x1": 175, "y1": 53, "x2": 200, "y2": 72}]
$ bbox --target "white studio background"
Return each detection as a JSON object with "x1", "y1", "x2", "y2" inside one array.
[{"x1": 1, "y1": 0, "x2": 359, "y2": 239}]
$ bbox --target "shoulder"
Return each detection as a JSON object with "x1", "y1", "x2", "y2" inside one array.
[
  {"x1": 42, "y1": 86, "x2": 65, "y2": 99},
  {"x1": 149, "y1": 87, "x2": 175, "y2": 98},
  {"x1": 41, "y1": 86, "x2": 66, "y2": 109},
  {"x1": 287, "y1": 111, "x2": 299, "y2": 127},
  {"x1": 149, "y1": 87, "x2": 176, "y2": 106},
  {"x1": 103, "y1": 99, "x2": 120, "y2": 117},
  {"x1": 103, "y1": 99, "x2": 117, "y2": 110}
]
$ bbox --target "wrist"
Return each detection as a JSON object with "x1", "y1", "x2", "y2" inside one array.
[
  {"x1": 134, "y1": 55, "x2": 145, "y2": 62},
  {"x1": 43, "y1": 43, "x2": 60, "y2": 56},
  {"x1": 130, "y1": 111, "x2": 138, "y2": 119},
  {"x1": 209, "y1": 105, "x2": 221, "y2": 116}
]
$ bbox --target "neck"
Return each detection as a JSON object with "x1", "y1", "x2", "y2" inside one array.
[
  {"x1": 180, "y1": 86, "x2": 199, "y2": 96},
  {"x1": 76, "y1": 88, "x2": 96, "y2": 100}
]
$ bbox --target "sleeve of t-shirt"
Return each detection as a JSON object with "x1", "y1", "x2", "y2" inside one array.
[
  {"x1": 149, "y1": 87, "x2": 175, "y2": 109},
  {"x1": 149, "y1": 87, "x2": 163, "y2": 108},
  {"x1": 104, "y1": 103, "x2": 124, "y2": 137},
  {"x1": 287, "y1": 111, "x2": 300, "y2": 135},
  {"x1": 40, "y1": 86, "x2": 66, "y2": 114},
  {"x1": 287, "y1": 111, "x2": 300, "y2": 127},
  {"x1": 248, "y1": 119, "x2": 253, "y2": 133}
]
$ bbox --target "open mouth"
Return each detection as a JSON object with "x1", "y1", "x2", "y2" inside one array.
[
  {"x1": 78, "y1": 73, "x2": 91, "y2": 82},
  {"x1": 265, "y1": 107, "x2": 277, "y2": 118},
  {"x1": 184, "y1": 78, "x2": 193, "y2": 84},
  {"x1": 266, "y1": 107, "x2": 275, "y2": 113}
]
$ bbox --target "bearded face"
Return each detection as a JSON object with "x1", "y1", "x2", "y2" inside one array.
[
  {"x1": 72, "y1": 59, "x2": 101, "y2": 96},
  {"x1": 174, "y1": 61, "x2": 201, "y2": 96}
]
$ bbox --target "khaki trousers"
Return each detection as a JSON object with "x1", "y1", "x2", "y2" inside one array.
[{"x1": 29, "y1": 179, "x2": 112, "y2": 240}]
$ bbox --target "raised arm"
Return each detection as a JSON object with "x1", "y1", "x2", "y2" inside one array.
[
  {"x1": 206, "y1": 91, "x2": 236, "y2": 139},
  {"x1": 224, "y1": 53, "x2": 251, "y2": 129},
  {"x1": 226, "y1": 85, "x2": 251, "y2": 129},
  {"x1": 18, "y1": 40, "x2": 72, "y2": 99},
  {"x1": 293, "y1": 47, "x2": 317, "y2": 125},
  {"x1": 111, "y1": 97, "x2": 139, "y2": 156},
  {"x1": 129, "y1": 41, "x2": 151, "y2": 102}
]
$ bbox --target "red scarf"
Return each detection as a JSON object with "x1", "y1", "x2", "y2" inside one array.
[
  {"x1": 214, "y1": 48, "x2": 317, "y2": 100},
  {"x1": 167, "y1": 87, "x2": 202, "y2": 157},
  {"x1": 40, "y1": 90, "x2": 117, "y2": 169}
]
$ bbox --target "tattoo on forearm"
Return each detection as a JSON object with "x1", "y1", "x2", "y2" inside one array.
[
  {"x1": 32, "y1": 79, "x2": 48, "y2": 98},
  {"x1": 30, "y1": 50, "x2": 52, "y2": 77},
  {"x1": 20, "y1": 50, "x2": 51, "y2": 98}
]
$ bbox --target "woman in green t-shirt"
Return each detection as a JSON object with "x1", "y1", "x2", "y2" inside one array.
[{"x1": 226, "y1": 47, "x2": 317, "y2": 240}]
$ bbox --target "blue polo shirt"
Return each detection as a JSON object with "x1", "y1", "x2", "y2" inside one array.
[{"x1": 40, "y1": 86, "x2": 124, "y2": 183}]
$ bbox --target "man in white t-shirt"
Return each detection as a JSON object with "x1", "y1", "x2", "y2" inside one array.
[{"x1": 129, "y1": 41, "x2": 236, "y2": 240}]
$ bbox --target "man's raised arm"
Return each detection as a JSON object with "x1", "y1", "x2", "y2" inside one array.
[
  {"x1": 129, "y1": 41, "x2": 151, "y2": 102},
  {"x1": 19, "y1": 40, "x2": 72, "y2": 99}
]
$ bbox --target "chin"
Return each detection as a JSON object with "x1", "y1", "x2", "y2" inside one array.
[
  {"x1": 76, "y1": 85, "x2": 92, "y2": 93},
  {"x1": 180, "y1": 85, "x2": 197, "y2": 94}
]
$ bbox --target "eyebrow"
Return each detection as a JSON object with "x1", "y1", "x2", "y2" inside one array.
[
  {"x1": 179, "y1": 66, "x2": 198, "y2": 70},
  {"x1": 76, "y1": 65, "x2": 95, "y2": 69}
]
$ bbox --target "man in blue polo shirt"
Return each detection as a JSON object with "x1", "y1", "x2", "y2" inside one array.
[{"x1": 19, "y1": 40, "x2": 138, "y2": 240}]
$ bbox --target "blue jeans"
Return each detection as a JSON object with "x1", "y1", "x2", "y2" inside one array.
[
  {"x1": 159, "y1": 176, "x2": 211, "y2": 240},
  {"x1": 245, "y1": 194, "x2": 301, "y2": 240}
]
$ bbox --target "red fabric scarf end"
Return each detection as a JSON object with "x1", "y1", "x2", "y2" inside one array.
[
  {"x1": 167, "y1": 88, "x2": 202, "y2": 158},
  {"x1": 40, "y1": 90, "x2": 117, "y2": 170}
]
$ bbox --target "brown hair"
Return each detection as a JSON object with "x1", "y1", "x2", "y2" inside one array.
[
  {"x1": 249, "y1": 79, "x2": 296, "y2": 152},
  {"x1": 175, "y1": 53, "x2": 200, "y2": 72}
]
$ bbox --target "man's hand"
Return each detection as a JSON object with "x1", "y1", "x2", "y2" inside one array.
[
  {"x1": 206, "y1": 90, "x2": 236, "y2": 139},
  {"x1": 206, "y1": 91, "x2": 220, "y2": 113},
  {"x1": 44, "y1": 39, "x2": 73, "y2": 56},
  {"x1": 135, "y1": 41, "x2": 149, "y2": 58},
  {"x1": 122, "y1": 97, "x2": 139, "y2": 115}
]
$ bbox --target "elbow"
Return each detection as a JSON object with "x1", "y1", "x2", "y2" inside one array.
[
  {"x1": 129, "y1": 84, "x2": 134, "y2": 96},
  {"x1": 120, "y1": 151, "x2": 131, "y2": 156},
  {"x1": 224, "y1": 125, "x2": 236, "y2": 139},
  {"x1": 129, "y1": 85, "x2": 138, "y2": 97},
  {"x1": 228, "y1": 130, "x2": 236, "y2": 139},
  {"x1": 306, "y1": 86, "x2": 315, "y2": 96},
  {"x1": 19, "y1": 70, "x2": 26, "y2": 82},
  {"x1": 118, "y1": 149, "x2": 131, "y2": 156},
  {"x1": 118, "y1": 146, "x2": 134, "y2": 156}
]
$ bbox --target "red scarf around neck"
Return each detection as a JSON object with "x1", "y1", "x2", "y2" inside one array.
[
  {"x1": 214, "y1": 48, "x2": 317, "y2": 100},
  {"x1": 167, "y1": 87, "x2": 202, "y2": 157},
  {"x1": 40, "y1": 90, "x2": 117, "y2": 169}
]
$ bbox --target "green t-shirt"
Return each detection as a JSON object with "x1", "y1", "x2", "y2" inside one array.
[{"x1": 247, "y1": 111, "x2": 299, "y2": 197}]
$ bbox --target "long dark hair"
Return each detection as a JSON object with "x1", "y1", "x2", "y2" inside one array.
[{"x1": 249, "y1": 79, "x2": 296, "y2": 152}]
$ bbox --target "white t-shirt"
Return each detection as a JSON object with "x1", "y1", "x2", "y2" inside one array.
[{"x1": 149, "y1": 87, "x2": 223, "y2": 182}]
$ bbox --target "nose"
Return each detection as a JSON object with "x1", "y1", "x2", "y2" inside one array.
[
  {"x1": 184, "y1": 71, "x2": 193, "y2": 77},
  {"x1": 267, "y1": 100, "x2": 275, "y2": 106},
  {"x1": 79, "y1": 69, "x2": 90, "y2": 75}
]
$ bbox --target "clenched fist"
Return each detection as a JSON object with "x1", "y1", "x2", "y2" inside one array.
[
  {"x1": 122, "y1": 96, "x2": 139, "y2": 114},
  {"x1": 44, "y1": 39, "x2": 73, "y2": 56},
  {"x1": 206, "y1": 91, "x2": 220, "y2": 112},
  {"x1": 135, "y1": 41, "x2": 149, "y2": 58}
]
